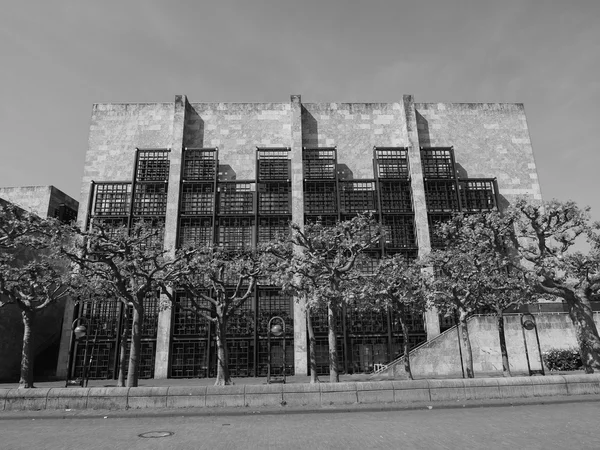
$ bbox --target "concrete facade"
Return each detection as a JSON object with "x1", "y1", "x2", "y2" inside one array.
[{"x1": 58, "y1": 94, "x2": 540, "y2": 381}]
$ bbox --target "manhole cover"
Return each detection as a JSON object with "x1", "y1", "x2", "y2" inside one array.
[{"x1": 138, "y1": 431, "x2": 174, "y2": 439}]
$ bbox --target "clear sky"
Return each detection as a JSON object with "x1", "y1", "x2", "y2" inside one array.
[{"x1": 1, "y1": 0, "x2": 599, "y2": 218}]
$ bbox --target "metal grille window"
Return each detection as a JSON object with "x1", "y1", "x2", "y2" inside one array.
[
  {"x1": 391, "y1": 310, "x2": 426, "y2": 333},
  {"x1": 258, "y1": 217, "x2": 290, "y2": 242},
  {"x1": 170, "y1": 340, "x2": 210, "y2": 378},
  {"x1": 375, "y1": 148, "x2": 409, "y2": 179},
  {"x1": 383, "y1": 215, "x2": 416, "y2": 249},
  {"x1": 304, "y1": 182, "x2": 337, "y2": 214},
  {"x1": 348, "y1": 307, "x2": 387, "y2": 334},
  {"x1": 218, "y1": 217, "x2": 253, "y2": 250},
  {"x1": 355, "y1": 252, "x2": 381, "y2": 275},
  {"x1": 303, "y1": 149, "x2": 336, "y2": 179},
  {"x1": 257, "y1": 339, "x2": 294, "y2": 377},
  {"x1": 349, "y1": 336, "x2": 389, "y2": 374},
  {"x1": 133, "y1": 183, "x2": 167, "y2": 215},
  {"x1": 421, "y1": 148, "x2": 454, "y2": 179},
  {"x1": 304, "y1": 215, "x2": 338, "y2": 227},
  {"x1": 460, "y1": 179, "x2": 497, "y2": 212},
  {"x1": 181, "y1": 183, "x2": 214, "y2": 215},
  {"x1": 136, "y1": 150, "x2": 170, "y2": 181},
  {"x1": 218, "y1": 183, "x2": 255, "y2": 215},
  {"x1": 73, "y1": 341, "x2": 116, "y2": 380},
  {"x1": 258, "y1": 183, "x2": 290, "y2": 214},
  {"x1": 183, "y1": 149, "x2": 217, "y2": 181},
  {"x1": 339, "y1": 181, "x2": 377, "y2": 214},
  {"x1": 257, "y1": 289, "x2": 293, "y2": 335},
  {"x1": 93, "y1": 184, "x2": 131, "y2": 216},
  {"x1": 126, "y1": 293, "x2": 160, "y2": 338},
  {"x1": 258, "y1": 149, "x2": 290, "y2": 181},
  {"x1": 428, "y1": 214, "x2": 452, "y2": 248},
  {"x1": 424, "y1": 181, "x2": 460, "y2": 212},
  {"x1": 78, "y1": 300, "x2": 121, "y2": 339},
  {"x1": 172, "y1": 292, "x2": 212, "y2": 336},
  {"x1": 226, "y1": 340, "x2": 254, "y2": 377},
  {"x1": 179, "y1": 217, "x2": 213, "y2": 248},
  {"x1": 379, "y1": 181, "x2": 412, "y2": 213}
]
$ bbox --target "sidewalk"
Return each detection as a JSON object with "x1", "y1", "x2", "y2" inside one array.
[{"x1": 0, "y1": 370, "x2": 550, "y2": 389}]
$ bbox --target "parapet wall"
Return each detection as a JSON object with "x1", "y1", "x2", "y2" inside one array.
[{"x1": 1, "y1": 375, "x2": 598, "y2": 411}]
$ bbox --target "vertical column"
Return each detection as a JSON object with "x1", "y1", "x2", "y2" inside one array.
[
  {"x1": 403, "y1": 95, "x2": 440, "y2": 339},
  {"x1": 290, "y1": 94, "x2": 308, "y2": 375},
  {"x1": 154, "y1": 94, "x2": 187, "y2": 378}
]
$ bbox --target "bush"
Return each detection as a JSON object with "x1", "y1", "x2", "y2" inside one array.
[{"x1": 542, "y1": 348, "x2": 583, "y2": 371}]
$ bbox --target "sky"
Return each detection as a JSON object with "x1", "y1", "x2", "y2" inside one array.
[{"x1": 1, "y1": 0, "x2": 599, "y2": 219}]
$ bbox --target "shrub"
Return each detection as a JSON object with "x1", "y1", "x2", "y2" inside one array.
[{"x1": 542, "y1": 348, "x2": 583, "y2": 371}]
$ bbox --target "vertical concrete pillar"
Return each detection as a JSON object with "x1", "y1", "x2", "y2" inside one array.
[
  {"x1": 290, "y1": 94, "x2": 308, "y2": 375},
  {"x1": 154, "y1": 95, "x2": 187, "y2": 378},
  {"x1": 403, "y1": 95, "x2": 440, "y2": 339}
]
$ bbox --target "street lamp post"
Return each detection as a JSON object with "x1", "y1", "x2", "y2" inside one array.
[
  {"x1": 267, "y1": 316, "x2": 286, "y2": 384},
  {"x1": 65, "y1": 317, "x2": 97, "y2": 387}
]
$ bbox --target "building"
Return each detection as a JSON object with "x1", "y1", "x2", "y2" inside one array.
[
  {"x1": 55, "y1": 94, "x2": 541, "y2": 380},
  {"x1": 0, "y1": 186, "x2": 78, "y2": 381}
]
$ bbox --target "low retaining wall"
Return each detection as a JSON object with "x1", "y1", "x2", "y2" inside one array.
[{"x1": 1, "y1": 375, "x2": 599, "y2": 412}]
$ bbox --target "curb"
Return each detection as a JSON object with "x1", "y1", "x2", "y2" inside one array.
[{"x1": 0, "y1": 374, "x2": 599, "y2": 413}]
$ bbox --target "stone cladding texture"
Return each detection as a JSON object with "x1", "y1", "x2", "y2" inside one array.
[
  {"x1": 415, "y1": 103, "x2": 541, "y2": 207},
  {"x1": 301, "y1": 102, "x2": 408, "y2": 179},
  {"x1": 185, "y1": 103, "x2": 293, "y2": 180}
]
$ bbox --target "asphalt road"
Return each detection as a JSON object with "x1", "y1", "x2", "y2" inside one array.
[{"x1": 1, "y1": 401, "x2": 599, "y2": 450}]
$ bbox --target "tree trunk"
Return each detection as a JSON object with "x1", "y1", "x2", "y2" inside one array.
[
  {"x1": 117, "y1": 305, "x2": 130, "y2": 387},
  {"x1": 398, "y1": 306, "x2": 413, "y2": 380},
  {"x1": 327, "y1": 303, "x2": 339, "y2": 383},
  {"x1": 214, "y1": 316, "x2": 232, "y2": 385},
  {"x1": 565, "y1": 290, "x2": 600, "y2": 373},
  {"x1": 306, "y1": 307, "x2": 319, "y2": 383},
  {"x1": 126, "y1": 305, "x2": 143, "y2": 387},
  {"x1": 19, "y1": 309, "x2": 35, "y2": 389},
  {"x1": 457, "y1": 309, "x2": 474, "y2": 378},
  {"x1": 496, "y1": 311, "x2": 511, "y2": 376}
]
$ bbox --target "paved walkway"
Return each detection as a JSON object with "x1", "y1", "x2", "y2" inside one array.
[{"x1": 1, "y1": 370, "x2": 564, "y2": 389}]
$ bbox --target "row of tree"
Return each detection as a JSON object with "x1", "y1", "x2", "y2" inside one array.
[{"x1": 1, "y1": 197, "x2": 600, "y2": 388}]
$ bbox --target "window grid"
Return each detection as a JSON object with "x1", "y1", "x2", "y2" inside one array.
[
  {"x1": 303, "y1": 149, "x2": 336, "y2": 179},
  {"x1": 375, "y1": 149, "x2": 409, "y2": 179},
  {"x1": 258, "y1": 217, "x2": 290, "y2": 243},
  {"x1": 383, "y1": 215, "x2": 416, "y2": 249},
  {"x1": 421, "y1": 149, "x2": 454, "y2": 179},
  {"x1": 258, "y1": 183, "x2": 290, "y2": 214},
  {"x1": 133, "y1": 183, "x2": 168, "y2": 216},
  {"x1": 304, "y1": 182, "x2": 337, "y2": 214},
  {"x1": 379, "y1": 181, "x2": 412, "y2": 213},
  {"x1": 136, "y1": 150, "x2": 170, "y2": 181},
  {"x1": 183, "y1": 149, "x2": 217, "y2": 181},
  {"x1": 170, "y1": 340, "x2": 210, "y2": 378},
  {"x1": 93, "y1": 184, "x2": 132, "y2": 216},
  {"x1": 172, "y1": 292, "x2": 212, "y2": 336},
  {"x1": 424, "y1": 180, "x2": 460, "y2": 212},
  {"x1": 181, "y1": 183, "x2": 214, "y2": 215},
  {"x1": 339, "y1": 181, "x2": 377, "y2": 213},
  {"x1": 226, "y1": 340, "x2": 254, "y2": 377},
  {"x1": 218, "y1": 183, "x2": 255, "y2": 215},
  {"x1": 179, "y1": 217, "x2": 213, "y2": 248},
  {"x1": 218, "y1": 217, "x2": 254, "y2": 251},
  {"x1": 460, "y1": 179, "x2": 497, "y2": 212},
  {"x1": 257, "y1": 289, "x2": 293, "y2": 335}
]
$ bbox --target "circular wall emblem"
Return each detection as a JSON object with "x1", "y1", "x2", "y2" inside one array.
[{"x1": 138, "y1": 431, "x2": 174, "y2": 439}]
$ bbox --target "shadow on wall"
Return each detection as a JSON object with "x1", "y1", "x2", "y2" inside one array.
[
  {"x1": 337, "y1": 164, "x2": 354, "y2": 180},
  {"x1": 219, "y1": 165, "x2": 237, "y2": 181},
  {"x1": 185, "y1": 104, "x2": 204, "y2": 148},
  {"x1": 416, "y1": 111, "x2": 430, "y2": 147},
  {"x1": 301, "y1": 107, "x2": 318, "y2": 148}
]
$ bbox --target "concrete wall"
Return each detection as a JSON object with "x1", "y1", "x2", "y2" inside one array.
[
  {"x1": 415, "y1": 103, "x2": 541, "y2": 207},
  {"x1": 385, "y1": 313, "x2": 600, "y2": 379},
  {"x1": 1, "y1": 374, "x2": 599, "y2": 411}
]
